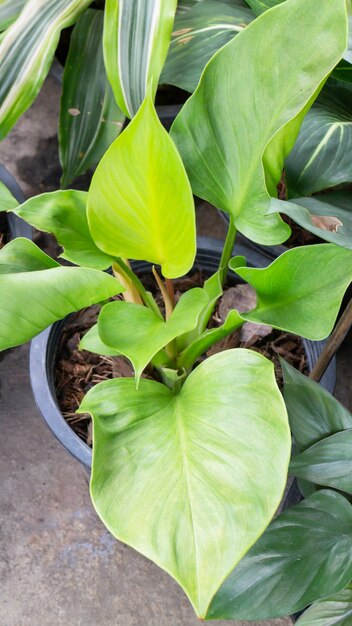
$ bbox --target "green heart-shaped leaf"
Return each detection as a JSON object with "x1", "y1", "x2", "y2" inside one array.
[
  {"x1": 79, "y1": 348, "x2": 290, "y2": 617},
  {"x1": 231, "y1": 244, "x2": 352, "y2": 340},
  {"x1": 289, "y1": 430, "x2": 352, "y2": 494},
  {"x1": 0, "y1": 238, "x2": 123, "y2": 350},
  {"x1": 207, "y1": 490, "x2": 352, "y2": 620},
  {"x1": 14, "y1": 190, "x2": 115, "y2": 269},
  {"x1": 281, "y1": 360, "x2": 352, "y2": 451},
  {"x1": 87, "y1": 93, "x2": 196, "y2": 279},
  {"x1": 295, "y1": 584, "x2": 352, "y2": 626},
  {"x1": 98, "y1": 288, "x2": 209, "y2": 382},
  {"x1": 171, "y1": 0, "x2": 348, "y2": 245}
]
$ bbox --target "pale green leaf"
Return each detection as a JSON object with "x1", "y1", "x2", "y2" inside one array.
[
  {"x1": 59, "y1": 9, "x2": 125, "y2": 188},
  {"x1": 282, "y1": 360, "x2": 352, "y2": 451},
  {"x1": 104, "y1": 0, "x2": 177, "y2": 117},
  {"x1": 289, "y1": 430, "x2": 352, "y2": 494},
  {"x1": 231, "y1": 244, "x2": 352, "y2": 340},
  {"x1": 295, "y1": 584, "x2": 352, "y2": 626},
  {"x1": 269, "y1": 192, "x2": 352, "y2": 250},
  {"x1": 98, "y1": 288, "x2": 209, "y2": 382},
  {"x1": 87, "y1": 93, "x2": 196, "y2": 279},
  {"x1": 0, "y1": 0, "x2": 26, "y2": 31},
  {"x1": 161, "y1": 0, "x2": 253, "y2": 93},
  {"x1": 286, "y1": 83, "x2": 352, "y2": 196},
  {"x1": 0, "y1": 180, "x2": 19, "y2": 212},
  {"x1": 0, "y1": 0, "x2": 93, "y2": 139},
  {"x1": 0, "y1": 238, "x2": 123, "y2": 350},
  {"x1": 80, "y1": 323, "x2": 120, "y2": 356},
  {"x1": 207, "y1": 490, "x2": 352, "y2": 620},
  {"x1": 14, "y1": 190, "x2": 115, "y2": 270},
  {"x1": 79, "y1": 348, "x2": 290, "y2": 617},
  {"x1": 171, "y1": 0, "x2": 348, "y2": 245}
]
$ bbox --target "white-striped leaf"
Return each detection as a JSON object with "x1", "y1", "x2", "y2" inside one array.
[
  {"x1": 285, "y1": 83, "x2": 352, "y2": 196},
  {"x1": 0, "y1": 0, "x2": 92, "y2": 139},
  {"x1": 59, "y1": 9, "x2": 125, "y2": 187},
  {"x1": 0, "y1": 0, "x2": 26, "y2": 31},
  {"x1": 103, "y1": 0, "x2": 177, "y2": 118},
  {"x1": 295, "y1": 584, "x2": 352, "y2": 626},
  {"x1": 161, "y1": 0, "x2": 253, "y2": 93}
]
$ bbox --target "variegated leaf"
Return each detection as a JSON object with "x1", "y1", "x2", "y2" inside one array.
[
  {"x1": 103, "y1": 0, "x2": 177, "y2": 118},
  {"x1": 0, "y1": 0, "x2": 26, "y2": 31}
]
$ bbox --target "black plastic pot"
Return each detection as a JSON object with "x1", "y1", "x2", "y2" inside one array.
[
  {"x1": 30, "y1": 235, "x2": 336, "y2": 469},
  {"x1": 0, "y1": 164, "x2": 32, "y2": 240}
]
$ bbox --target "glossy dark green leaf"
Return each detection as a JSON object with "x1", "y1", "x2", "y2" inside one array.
[
  {"x1": 286, "y1": 83, "x2": 352, "y2": 196},
  {"x1": 290, "y1": 430, "x2": 352, "y2": 494},
  {"x1": 231, "y1": 244, "x2": 352, "y2": 340},
  {"x1": 14, "y1": 190, "x2": 115, "y2": 270},
  {"x1": 87, "y1": 93, "x2": 196, "y2": 279},
  {"x1": 104, "y1": 0, "x2": 177, "y2": 117},
  {"x1": 98, "y1": 288, "x2": 209, "y2": 382},
  {"x1": 0, "y1": 0, "x2": 26, "y2": 31},
  {"x1": 282, "y1": 360, "x2": 352, "y2": 451},
  {"x1": 207, "y1": 490, "x2": 352, "y2": 620},
  {"x1": 59, "y1": 9, "x2": 125, "y2": 188},
  {"x1": 171, "y1": 0, "x2": 348, "y2": 245},
  {"x1": 0, "y1": 0, "x2": 92, "y2": 139},
  {"x1": 269, "y1": 191, "x2": 352, "y2": 250},
  {"x1": 295, "y1": 584, "x2": 352, "y2": 626},
  {"x1": 79, "y1": 348, "x2": 290, "y2": 617},
  {"x1": 0, "y1": 238, "x2": 123, "y2": 350},
  {"x1": 161, "y1": 0, "x2": 253, "y2": 93}
]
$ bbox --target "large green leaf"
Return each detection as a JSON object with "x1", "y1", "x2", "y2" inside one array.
[
  {"x1": 0, "y1": 238, "x2": 123, "y2": 350},
  {"x1": 269, "y1": 191, "x2": 352, "y2": 250},
  {"x1": 59, "y1": 9, "x2": 125, "y2": 188},
  {"x1": 290, "y1": 430, "x2": 352, "y2": 494},
  {"x1": 104, "y1": 0, "x2": 177, "y2": 118},
  {"x1": 295, "y1": 584, "x2": 352, "y2": 626},
  {"x1": 285, "y1": 83, "x2": 352, "y2": 196},
  {"x1": 0, "y1": 0, "x2": 92, "y2": 139},
  {"x1": 14, "y1": 190, "x2": 114, "y2": 270},
  {"x1": 98, "y1": 288, "x2": 209, "y2": 382},
  {"x1": 207, "y1": 490, "x2": 352, "y2": 620},
  {"x1": 0, "y1": 181, "x2": 19, "y2": 212},
  {"x1": 171, "y1": 0, "x2": 348, "y2": 245},
  {"x1": 282, "y1": 360, "x2": 352, "y2": 451},
  {"x1": 87, "y1": 93, "x2": 196, "y2": 279},
  {"x1": 79, "y1": 348, "x2": 290, "y2": 617},
  {"x1": 0, "y1": 0, "x2": 26, "y2": 31},
  {"x1": 161, "y1": 0, "x2": 253, "y2": 93},
  {"x1": 230, "y1": 244, "x2": 352, "y2": 340}
]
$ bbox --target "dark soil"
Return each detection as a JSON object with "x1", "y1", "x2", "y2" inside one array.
[{"x1": 55, "y1": 273, "x2": 308, "y2": 447}]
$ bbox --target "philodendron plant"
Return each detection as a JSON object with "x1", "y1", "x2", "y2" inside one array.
[{"x1": 1, "y1": 0, "x2": 351, "y2": 619}]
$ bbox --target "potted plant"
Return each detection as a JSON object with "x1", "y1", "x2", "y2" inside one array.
[{"x1": 0, "y1": 0, "x2": 351, "y2": 620}]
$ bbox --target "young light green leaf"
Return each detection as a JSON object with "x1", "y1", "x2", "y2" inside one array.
[
  {"x1": 80, "y1": 323, "x2": 121, "y2": 357},
  {"x1": 289, "y1": 430, "x2": 352, "y2": 494},
  {"x1": 171, "y1": 0, "x2": 348, "y2": 245},
  {"x1": 282, "y1": 360, "x2": 352, "y2": 451},
  {"x1": 103, "y1": 0, "x2": 177, "y2": 118},
  {"x1": 59, "y1": 9, "x2": 125, "y2": 188},
  {"x1": 0, "y1": 0, "x2": 26, "y2": 31},
  {"x1": 0, "y1": 180, "x2": 19, "y2": 212},
  {"x1": 161, "y1": 0, "x2": 253, "y2": 93},
  {"x1": 87, "y1": 94, "x2": 196, "y2": 279},
  {"x1": 0, "y1": 238, "x2": 123, "y2": 350},
  {"x1": 207, "y1": 490, "x2": 352, "y2": 620},
  {"x1": 295, "y1": 584, "x2": 352, "y2": 626},
  {"x1": 286, "y1": 83, "x2": 352, "y2": 196},
  {"x1": 79, "y1": 348, "x2": 290, "y2": 617},
  {"x1": 98, "y1": 288, "x2": 209, "y2": 383},
  {"x1": 269, "y1": 192, "x2": 352, "y2": 250},
  {"x1": 0, "y1": 0, "x2": 92, "y2": 139},
  {"x1": 230, "y1": 244, "x2": 352, "y2": 340},
  {"x1": 14, "y1": 190, "x2": 115, "y2": 270}
]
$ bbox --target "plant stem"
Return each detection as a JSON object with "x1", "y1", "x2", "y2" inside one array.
[
  {"x1": 219, "y1": 218, "x2": 237, "y2": 286},
  {"x1": 113, "y1": 258, "x2": 163, "y2": 319},
  {"x1": 152, "y1": 266, "x2": 173, "y2": 319},
  {"x1": 309, "y1": 296, "x2": 352, "y2": 382}
]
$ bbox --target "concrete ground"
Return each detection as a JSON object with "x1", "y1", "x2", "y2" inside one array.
[{"x1": 0, "y1": 76, "x2": 351, "y2": 626}]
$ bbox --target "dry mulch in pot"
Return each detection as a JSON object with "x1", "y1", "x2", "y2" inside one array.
[{"x1": 55, "y1": 274, "x2": 308, "y2": 447}]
